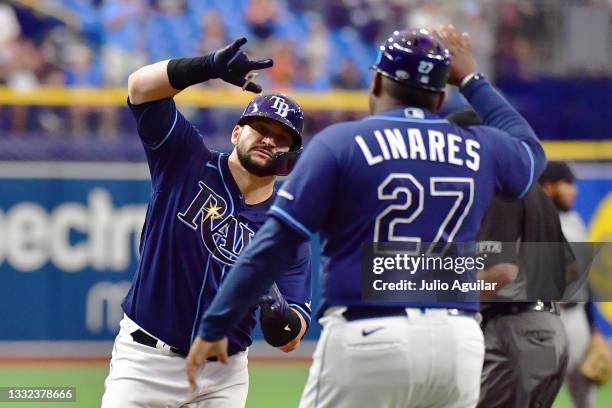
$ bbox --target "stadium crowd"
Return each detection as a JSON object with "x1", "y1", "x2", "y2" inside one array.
[{"x1": 0, "y1": 0, "x2": 609, "y2": 142}]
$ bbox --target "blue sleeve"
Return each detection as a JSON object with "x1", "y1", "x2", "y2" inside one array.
[
  {"x1": 269, "y1": 136, "x2": 340, "y2": 238},
  {"x1": 462, "y1": 79, "x2": 546, "y2": 198},
  {"x1": 198, "y1": 217, "x2": 308, "y2": 341},
  {"x1": 127, "y1": 97, "x2": 212, "y2": 191},
  {"x1": 275, "y1": 242, "x2": 312, "y2": 326}
]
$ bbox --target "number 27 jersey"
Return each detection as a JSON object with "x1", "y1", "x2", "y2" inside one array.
[{"x1": 269, "y1": 107, "x2": 537, "y2": 313}]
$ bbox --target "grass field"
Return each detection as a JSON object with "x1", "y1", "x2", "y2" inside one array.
[{"x1": 0, "y1": 361, "x2": 610, "y2": 407}]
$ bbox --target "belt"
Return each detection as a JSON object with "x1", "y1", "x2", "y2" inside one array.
[
  {"x1": 481, "y1": 301, "x2": 559, "y2": 323},
  {"x1": 130, "y1": 329, "x2": 242, "y2": 362},
  {"x1": 130, "y1": 329, "x2": 189, "y2": 357},
  {"x1": 342, "y1": 306, "x2": 478, "y2": 322}
]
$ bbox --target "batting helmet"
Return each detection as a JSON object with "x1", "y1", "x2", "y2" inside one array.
[
  {"x1": 371, "y1": 29, "x2": 451, "y2": 92},
  {"x1": 237, "y1": 93, "x2": 304, "y2": 176}
]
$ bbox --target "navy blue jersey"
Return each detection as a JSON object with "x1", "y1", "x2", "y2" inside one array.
[
  {"x1": 197, "y1": 78, "x2": 546, "y2": 341},
  {"x1": 270, "y1": 83, "x2": 543, "y2": 314},
  {"x1": 122, "y1": 97, "x2": 312, "y2": 353}
]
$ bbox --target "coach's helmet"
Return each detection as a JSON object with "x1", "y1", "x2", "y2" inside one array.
[
  {"x1": 371, "y1": 29, "x2": 451, "y2": 93},
  {"x1": 237, "y1": 93, "x2": 304, "y2": 176}
]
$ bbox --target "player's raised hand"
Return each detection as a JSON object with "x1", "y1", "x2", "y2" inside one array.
[
  {"x1": 186, "y1": 336, "x2": 229, "y2": 391},
  {"x1": 434, "y1": 25, "x2": 478, "y2": 87},
  {"x1": 212, "y1": 37, "x2": 273, "y2": 93}
]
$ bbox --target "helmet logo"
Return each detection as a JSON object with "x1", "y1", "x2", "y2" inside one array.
[
  {"x1": 250, "y1": 102, "x2": 259, "y2": 113},
  {"x1": 395, "y1": 70, "x2": 410, "y2": 80},
  {"x1": 269, "y1": 96, "x2": 290, "y2": 117},
  {"x1": 417, "y1": 61, "x2": 434, "y2": 85},
  {"x1": 418, "y1": 61, "x2": 434, "y2": 74}
]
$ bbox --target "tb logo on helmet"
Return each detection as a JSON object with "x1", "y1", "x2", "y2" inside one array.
[{"x1": 269, "y1": 96, "x2": 290, "y2": 117}]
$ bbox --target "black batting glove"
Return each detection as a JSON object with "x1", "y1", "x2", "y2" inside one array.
[
  {"x1": 258, "y1": 283, "x2": 301, "y2": 347},
  {"x1": 167, "y1": 37, "x2": 273, "y2": 93},
  {"x1": 258, "y1": 283, "x2": 290, "y2": 319},
  {"x1": 212, "y1": 37, "x2": 273, "y2": 93}
]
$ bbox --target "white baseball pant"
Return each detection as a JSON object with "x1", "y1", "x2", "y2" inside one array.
[
  {"x1": 299, "y1": 307, "x2": 484, "y2": 408},
  {"x1": 102, "y1": 315, "x2": 248, "y2": 408}
]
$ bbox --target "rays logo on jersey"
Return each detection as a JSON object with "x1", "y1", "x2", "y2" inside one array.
[{"x1": 177, "y1": 181, "x2": 255, "y2": 265}]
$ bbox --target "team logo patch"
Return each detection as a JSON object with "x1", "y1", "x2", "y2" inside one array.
[{"x1": 178, "y1": 181, "x2": 255, "y2": 265}]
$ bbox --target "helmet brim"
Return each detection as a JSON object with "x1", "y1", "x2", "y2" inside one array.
[{"x1": 237, "y1": 114, "x2": 302, "y2": 150}]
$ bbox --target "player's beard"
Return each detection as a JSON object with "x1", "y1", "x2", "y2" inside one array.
[
  {"x1": 236, "y1": 137, "x2": 277, "y2": 177},
  {"x1": 552, "y1": 195, "x2": 572, "y2": 212}
]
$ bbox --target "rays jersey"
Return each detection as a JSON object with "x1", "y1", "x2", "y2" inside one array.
[
  {"x1": 271, "y1": 97, "x2": 544, "y2": 315},
  {"x1": 122, "y1": 98, "x2": 312, "y2": 354}
]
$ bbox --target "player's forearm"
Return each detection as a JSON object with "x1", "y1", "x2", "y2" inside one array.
[
  {"x1": 128, "y1": 53, "x2": 222, "y2": 104},
  {"x1": 461, "y1": 78, "x2": 546, "y2": 176},
  {"x1": 198, "y1": 218, "x2": 306, "y2": 341},
  {"x1": 127, "y1": 60, "x2": 180, "y2": 105}
]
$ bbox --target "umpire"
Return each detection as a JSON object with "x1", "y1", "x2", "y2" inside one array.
[{"x1": 448, "y1": 110, "x2": 570, "y2": 408}]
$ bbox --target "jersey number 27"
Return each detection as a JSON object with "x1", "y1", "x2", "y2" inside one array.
[{"x1": 373, "y1": 173, "x2": 474, "y2": 254}]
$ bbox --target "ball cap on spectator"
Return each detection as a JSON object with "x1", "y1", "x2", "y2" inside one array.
[
  {"x1": 371, "y1": 28, "x2": 451, "y2": 92},
  {"x1": 539, "y1": 161, "x2": 576, "y2": 183}
]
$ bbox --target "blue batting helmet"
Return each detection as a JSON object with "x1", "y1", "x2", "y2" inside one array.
[
  {"x1": 372, "y1": 29, "x2": 451, "y2": 92},
  {"x1": 237, "y1": 93, "x2": 304, "y2": 176}
]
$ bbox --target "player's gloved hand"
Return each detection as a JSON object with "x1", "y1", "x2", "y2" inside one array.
[
  {"x1": 258, "y1": 283, "x2": 302, "y2": 348},
  {"x1": 211, "y1": 37, "x2": 273, "y2": 93},
  {"x1": 580, "y1": 331, "x2": 612, "y2": 385},
  {"x1": 258, "y1": 283, "x2": 290, "y2": 320}
]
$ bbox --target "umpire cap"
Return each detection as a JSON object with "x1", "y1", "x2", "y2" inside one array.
[
  {"x1": 371, "y1": 29, "x2": 451, "y2": 92},
  {"x1": 539, "y1": 161, "x2": 576, "y2": 184}
]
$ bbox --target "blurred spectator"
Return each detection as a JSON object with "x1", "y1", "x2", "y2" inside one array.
[
  {"x1": 302, "y1": 13, "x2": 331, "y2": 87},
  {"x1": 198, "y1": 11, "x2": 230, "y2": 54},
  {"x1": 463, "y1": 1, "x2": 494, "y2": 78},
  {"x1": 0, "y1": 3, "x2": 21, "y2": 83},
  {"x1": 331, "y1": 59, "x2": 364, "y2": 89},
  {"x1": 147, "y1": 0, "x2": 199, "y2": 61},
  {"x1": 348, "y1": 0, "x2": 386, "y2": 43},
  {"x1": 37, "y1": 66, "x2": 66, "y2": 136},
  {"x1": 5, "y1": 38, "x2": 43, "y2": 134},
  {"x1": 406, "y1": 0, "x2": 451, "y2": 31},
  {"x1": 244, "y1": 0, "x2": 280, "y2": 40},
  {"x1": 197, "y1": 11, "x2": 234, "y2": 92},
  {"x1": 101, "y1": 0, "x2": 147, "y2": 139},
  {"x1": 101, "y1": 0, "x2": 147, "y2": 86},
  {"x1": 266, "y1": 39, "x2": 297, "y2": 89},
  {"x1": 325, "y1": 0, "x2": 352, "y2": 29},
  {"x1": 494, "y1": 0, "x2": 555, "y2": 79},
  {"x1": 65, "y1": 43, "x2": 115, "y2": 138},
  {"x1": 0, "y1": 0, "x2": 610, "y2": 142}
]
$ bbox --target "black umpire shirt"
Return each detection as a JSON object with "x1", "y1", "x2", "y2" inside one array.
[{"x1": 477, "y1": 184, "x2": 575, "y2": 303}]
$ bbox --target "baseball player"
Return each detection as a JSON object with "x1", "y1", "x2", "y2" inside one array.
[
  {"x1": 448, "y1": 109, "x2": 570, "y2": 408},
  {"x1": 101, "y1": 37, "x2": 312, "y2": 407},
  {"x1": 186, "y1": 25, "x2": 546, "y2": 407},
  {"x1": 540, "y1": 161, "x2": 612, "y2": 407}
]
